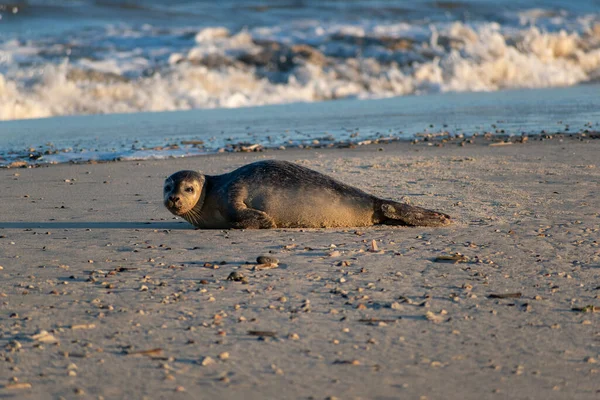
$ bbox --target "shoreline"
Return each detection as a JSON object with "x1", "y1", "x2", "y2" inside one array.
[
  {"x1": 3, "y1": 130, "x2": 599, "y2": 170},
  {"x1": 2, "y1": 83, "x2": 600, "y2": 168},
  {"x1": 0, "y1": 138, "x2": 599, "y2": 399}
]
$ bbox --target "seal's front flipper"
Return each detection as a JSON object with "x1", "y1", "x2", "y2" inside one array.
[
  {"x1": 231, "y1": 208, "x2": 277, "y2": 229},
  {"x1": 380, "y1": 201, "x2": 451, "y2": 227}
]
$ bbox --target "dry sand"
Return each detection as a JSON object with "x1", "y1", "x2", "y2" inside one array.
[{"x1": 0, "y1": 137, "x2": 599, "y2": 400}]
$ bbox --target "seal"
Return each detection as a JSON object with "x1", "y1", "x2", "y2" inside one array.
[{"x1": 163, "y1": 160, "x2": 451, "y2": 229}]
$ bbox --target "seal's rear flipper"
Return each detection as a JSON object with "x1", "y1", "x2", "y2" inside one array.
[{"x1": 380, "y1": 201, "x2": 451, "y2": 227}]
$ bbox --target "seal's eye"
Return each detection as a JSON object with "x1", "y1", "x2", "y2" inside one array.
[{"x1": 185, "y1": 187, "x2": 194, "y2": 193}]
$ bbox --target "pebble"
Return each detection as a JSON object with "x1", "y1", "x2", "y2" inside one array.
[
  {"x1": 5, "y1": 341, "x2": 22, "y2": 352},
  {"x1": 369, "y1": 240, "x2": 379, "y2": 252},
  {"x1": 200, "y1": 356, "x2": 216, "y2": 366},
  {"x1": 71, "y1": 323, "x2": 95, "y2": 330},
  {"x1": 257, "y1": 256, "x2": 278, "y2": 264},
  {"x1": 254, "y1": 263, "x2": 279, "y2": 271},
  {"x1": 227, "y1": 272, "x2": 248, "y2": 283},
  {"x1": 425, "y1": 311, "x2": 444, "y2": 323},
  {"x1": 4, "y1": 383, "x2": 32, "y2": 390},
  {"x1": 31, "y1": 330, "x2": 59, "y2": 344}
]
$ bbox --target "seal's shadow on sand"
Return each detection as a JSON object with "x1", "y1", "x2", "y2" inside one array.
[{"x1": 0, "y1": 221, "x2": 189, "y2": 230}]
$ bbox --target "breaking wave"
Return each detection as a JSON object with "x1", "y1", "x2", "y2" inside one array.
[{"x1": 1, "y1": 15, "x2": 600, "y2": 121}]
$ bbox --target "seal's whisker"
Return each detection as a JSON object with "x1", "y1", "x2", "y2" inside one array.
[{"x1": 185, "y1": 207, "x2": 204, "y2": 226}]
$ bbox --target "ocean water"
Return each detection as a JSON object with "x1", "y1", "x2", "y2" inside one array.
[
  {"x1": 1, "y1": 83, "x2": 598, "y2": 166},
  {"x1": 1, "y1": 0, "x2": 600, "y2": 120},
  {"x1": 0, "y1": 1, "x2": 599, "y2": 165}
]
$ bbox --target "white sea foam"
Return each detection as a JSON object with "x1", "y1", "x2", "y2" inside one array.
[{"x1": 1, "y1": 19, "x2": 600, "y2": 121}]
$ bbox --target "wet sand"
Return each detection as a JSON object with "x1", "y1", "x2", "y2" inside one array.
[{"x1": 0, "y1": 137, "x2": 599, "y2": 399}]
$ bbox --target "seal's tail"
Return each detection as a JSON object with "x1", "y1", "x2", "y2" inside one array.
[{"x1": 377, "y1": 200, "x2": 451, "y2": 227}]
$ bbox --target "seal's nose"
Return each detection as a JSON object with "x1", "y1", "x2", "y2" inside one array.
[{"x1": 169, "y1": 195, "x2": 180, "y2": 204}]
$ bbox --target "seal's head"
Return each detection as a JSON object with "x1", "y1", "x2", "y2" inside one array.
[{"x1": 163, "y1": 170, "x2": 205, "y2": 216}]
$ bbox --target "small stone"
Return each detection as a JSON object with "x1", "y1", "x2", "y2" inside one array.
[
  {"x1": 218, "y1": 352, "x2": 229, "y2": 360},
  {"x1": 200, "y1": 356, "x2": 216, "y2": 366},
  {"x1": 226, "y1": 272, "x2": 245, "y2": 282},
  {"x1": 514, "y1": 365, "x2": 525, "y2": 375},
  {"x1": 31, "y1": 330, "x2": 59, "y2": 344},
  {"x1": 425, "y1": 311, "x2": 444, "y2": 323},
  {"x1": 5, "y1": 340, "x2": 22, "y2": 351},
  {"x1": 369, "y1": 240, "x2": 379, "y2": 252},
  {"x1": 585, "y1": 356, "x2": 597, "y2": 364},
  {"x1": 4, "y1": 382, "x2": 32, "y2": 390},
  {"x1": 254, "y1": 263, "x2": 278, "y2": 271},
  {"x1": 289, "y1": 333, "x2": 300, "y2": 340},
  {"x1": 257, "y1": 256, "x2": 278, "y2": 265},
  {"x1": 71, "y1": 323, "x2": 96, "y2": 330}
]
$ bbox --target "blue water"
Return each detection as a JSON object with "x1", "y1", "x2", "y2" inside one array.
[
  {"x1": 1, "y1": 84, "x2": 598, "y2": 166},
  {"x1": 2, "y1": 1, "x2": 600, "y2": 37},
  {"x1": 0, "y1": 1, "x2": 599, "y2": 165}
]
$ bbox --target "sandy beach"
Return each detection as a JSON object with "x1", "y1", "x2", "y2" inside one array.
[{"x1": 0, "y1": 137, "x2": 599, "y2": 399}]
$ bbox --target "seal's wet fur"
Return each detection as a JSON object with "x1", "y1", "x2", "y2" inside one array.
[{"x1": 164, "y1": 160, "x2": 451, "y2": 229}]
